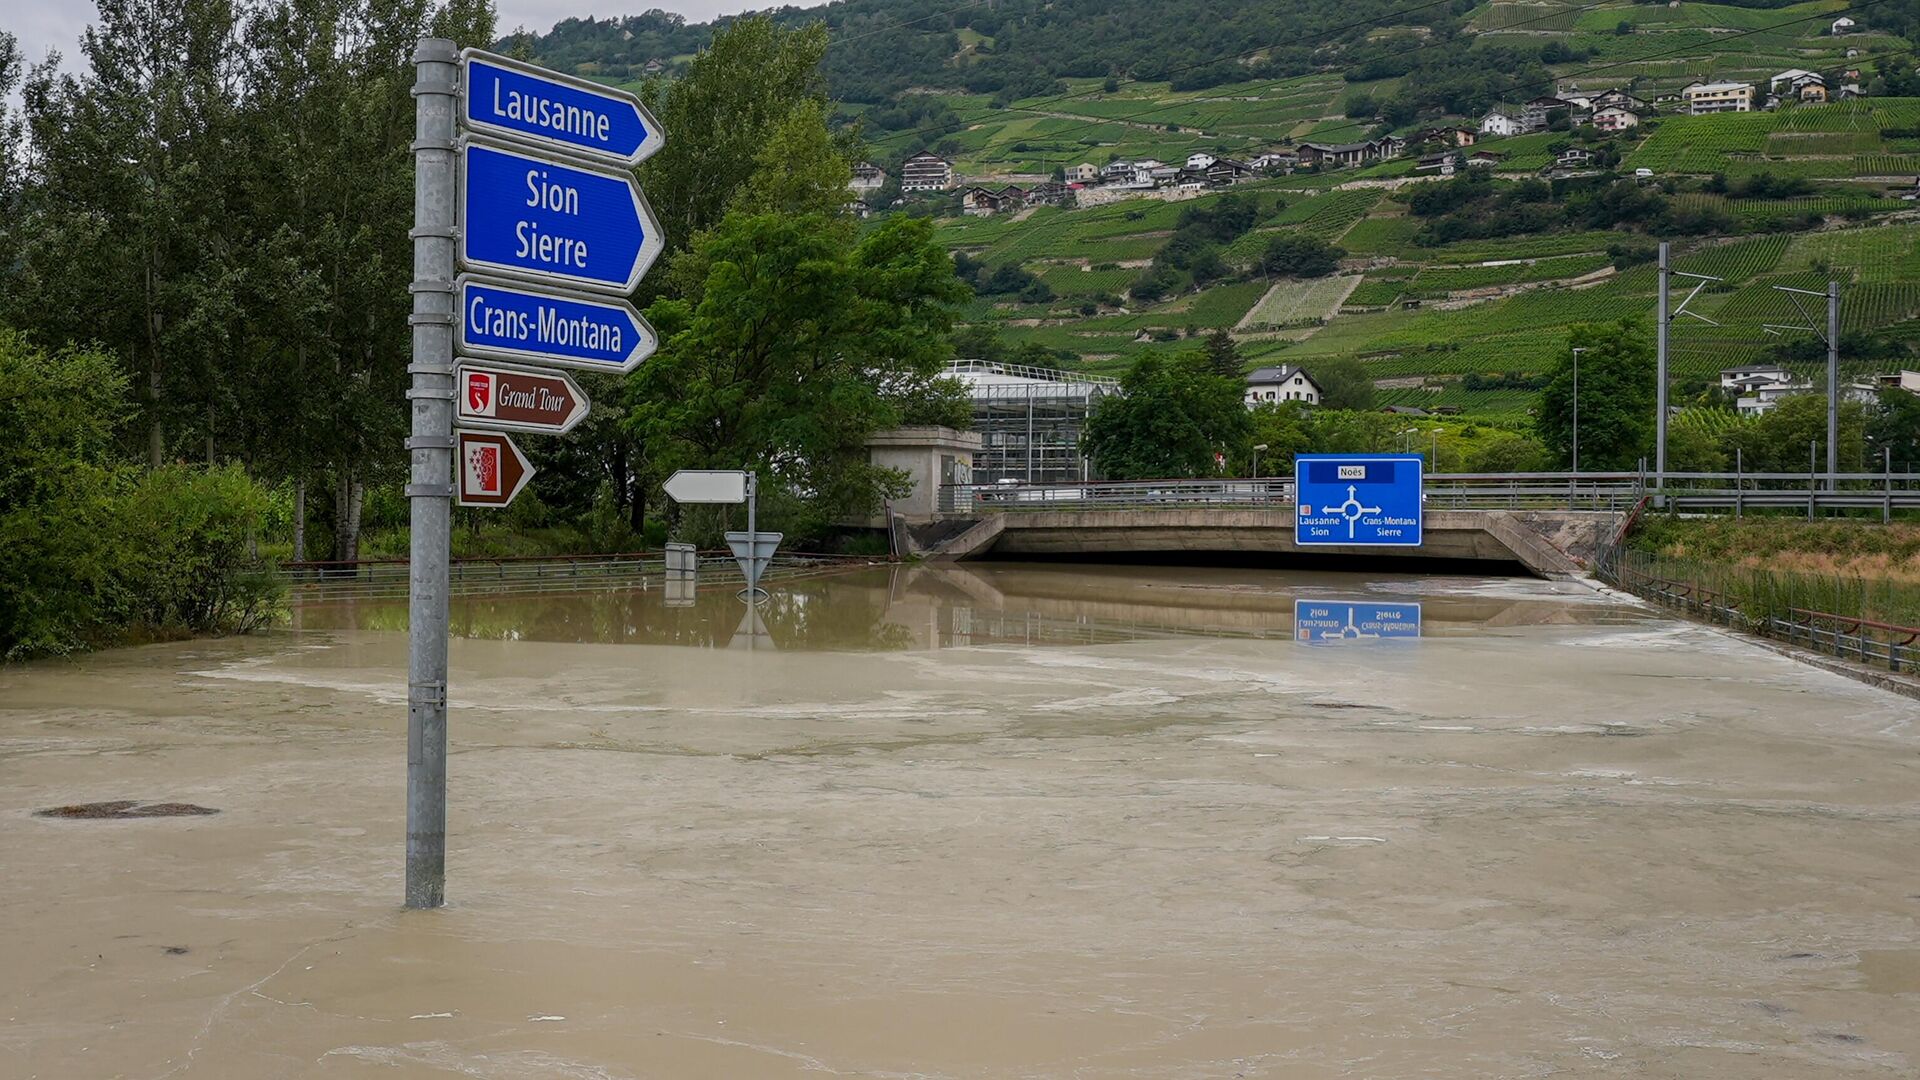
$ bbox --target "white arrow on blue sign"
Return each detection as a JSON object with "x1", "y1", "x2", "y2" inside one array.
[
  {"x1": 460, "y1": 49, "x2": 664, "y2": 167},
  {"x1": 458, "y1": 139, "x2": 664, "y2": 296},
  {"x1": 456, "y1": 274, "x2": 656, "y2": 374}
]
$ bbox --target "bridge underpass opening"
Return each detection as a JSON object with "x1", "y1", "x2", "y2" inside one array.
[{"x1": 971, "y1": 548, "x2": 1538, "y2": 577}]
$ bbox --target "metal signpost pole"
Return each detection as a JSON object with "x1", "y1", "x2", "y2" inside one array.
[
  {"x1": 745, "y1": 473, "x2": 760, "y2": 597},
  {"x1": 405, "y1": 38, "x2": 458, "y2": 910},
  {"x1": 402, "y1": 42, "x2": 664, "y2": 906}
]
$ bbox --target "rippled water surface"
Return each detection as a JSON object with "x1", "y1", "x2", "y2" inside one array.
[{"x1": 3, "y1": 563, "x2": 1916, "y2": 1078}]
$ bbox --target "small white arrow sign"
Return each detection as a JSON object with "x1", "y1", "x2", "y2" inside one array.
[{"x1": 663, "y1": 469, "x2": 749, "y2": 504}]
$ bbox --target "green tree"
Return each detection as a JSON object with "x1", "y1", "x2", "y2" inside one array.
[
  {"x1": 1665, "y1": 416, "x2": 1728, "y2": 473},
  {"x1": 1868, "y1": 387, "x2": 1920, "y2": 471},
  {"x1": 1535, "y1": 321, "x2": 1656, "y2": 470},
  {"x1": 626, "y1": 212, "x2": 969, "y2": 531},
  {"x1": 1260, "y1": 233, "x2": 1344, "y2": 278},
  {"x1": 1242, "y1": 401, "x2": 1315, "y2": 474},
  {"x1": 639, "y1": 16, "x2": 838, "y2": 267},
  {"x1": 1304, "y1": 408, "x2": 1404, "y2": 453},
  {"x1": 12, "y1": 0, "x2": 248, "y2": 467},
  {"x1": 1084, "y1": 351, "x2": 1252, "y2": 479},
  {"x1": 1310, "y1": 356, "x2": 1376, "y2": 411},
  {"x1": 1722, "y1": 394, "x2": 1867, "y2": 474},
  {"x1": 0, "y1": 332, "x2": 128, "y2": 656},
  {"x1": 1203, "y1": 329, "x2": 1242, "y2": 378}
]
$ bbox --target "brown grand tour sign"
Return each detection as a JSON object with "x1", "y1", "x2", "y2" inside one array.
[
  {"x1": 455, "y1": 430, "x2": 536, "y2": 507},
  {"x1": 455, "y1": 361, "x2": 590, "y2": 435}
]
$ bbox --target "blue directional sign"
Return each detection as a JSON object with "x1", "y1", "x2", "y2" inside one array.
[
  {"x1": 459, "y1": 140, "x2": 663, "y2": 295},
  {"x1": 461, "y1": 49, "x2": 664, "y2": 166},
  {"x1": 1294, "y1": 600, "x2": 1423, "y2": 642},
  {"x1": 1294, "y1": 454, "x2": 1423, "y2": 547},
  {"x1": 456, "y1": 275, "x2": 656, "y2": 374}
]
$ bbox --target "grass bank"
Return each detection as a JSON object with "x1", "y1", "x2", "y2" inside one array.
[
  {"x1": 1618, "y1": 517, "x2": 1920, "y2": 630},
  {"x1": 1628, "y1": 518, "x2": 1920, "y2": 585}
]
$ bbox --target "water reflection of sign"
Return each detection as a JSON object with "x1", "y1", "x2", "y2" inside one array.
[
  {"x1": 1294, "y1": 600, "x2": 1422, "y2": 641},
  {"x1": 664, "y1": 575, "x2": 695, "y2": 608},
  {"x1": 1294, "y1": 453, "x2": 1423, "y2": 547}
]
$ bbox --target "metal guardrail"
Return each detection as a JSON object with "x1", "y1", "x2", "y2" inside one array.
[
  {"x1": 937, "y1": 470, "x2": 1920, "y2": 515},
  {"x1": 1594, "y1": 546, "x2": 1920, "y2": 674},
  {"x1": 279, "y1": 551, "x2": 889, "y2": 603}
]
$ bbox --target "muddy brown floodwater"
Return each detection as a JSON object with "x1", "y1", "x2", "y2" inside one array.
[{"x1": 3, "y1": 563, "x2": 1917, "y2": 1079}]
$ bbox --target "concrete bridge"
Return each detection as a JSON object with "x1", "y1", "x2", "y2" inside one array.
[{"x1": 905, "y1": 508, "x2": 1621, "y2": 579}]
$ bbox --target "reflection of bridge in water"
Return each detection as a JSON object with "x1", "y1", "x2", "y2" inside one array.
[
  {"x1": 289, "y1": 561, "x2": 1641, "y2": 651},
  {"x1": 870, "y1": 564, "x2": 1640, "y2": 651}
]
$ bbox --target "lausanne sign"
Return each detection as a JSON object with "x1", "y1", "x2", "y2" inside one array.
[{"x1": 461, "y1": 51, "x2": 664, "y2": 167}]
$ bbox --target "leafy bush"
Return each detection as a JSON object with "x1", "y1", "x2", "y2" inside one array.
[
  {"x1": 0, "y1": 331, "x2": 280, "y2": 657},
  {"x1": 0, "y1": 333, "x2": 129, "y2": 657},
  {"x1": 1260, "y1": 233, "x2": 1345, "y2": 278},
  {"x1": 116, "y1": 466, "x2": 280, "y2": 636}
]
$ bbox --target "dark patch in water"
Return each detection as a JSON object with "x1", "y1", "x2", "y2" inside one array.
[
  {"x1": 35, "y1": 801, "x2": 219, "y2": 819},
  {"x1": 163, "y1": 945, "x2": 189, "y2": 955}
]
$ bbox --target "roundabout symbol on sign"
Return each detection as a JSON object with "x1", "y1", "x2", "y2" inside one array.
[{"x1": 1333, "y1": 485, "x2": 1383, "y2": 540}]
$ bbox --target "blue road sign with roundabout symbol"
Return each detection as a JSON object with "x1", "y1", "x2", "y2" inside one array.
[{"x1": 1293, "y1": 454, "x2": 1423, "y2": 547}]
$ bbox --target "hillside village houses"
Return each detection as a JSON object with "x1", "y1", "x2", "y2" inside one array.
[
  {"x1": 1592, "y1": 105, "x2": 1640, "y2": 132},
  {"x1": 1244, "y1": 365, "x2": 1322, "y2": 406},
  {"x1": 849, "y1": 161, "x2": 888, "y2": 197},
  {"x1": 1721, "y1": 363, "x2": 1920, "y2": 416},
  {"x1": 1767, "y1": 69, "x2": 1828, "y2": 106},
  {"x1": 900, "y1": 150, "x2": 955, "y2": 192},
  {"x1": 1682, "y1": 80, "x2": 1754, "y2": 114}
]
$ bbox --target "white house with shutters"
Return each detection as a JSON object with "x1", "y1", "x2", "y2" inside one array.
[{"x1": 1244, "y1": 365, "x2": 1322, "y2": 406}]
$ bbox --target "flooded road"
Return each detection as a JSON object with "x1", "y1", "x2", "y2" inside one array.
[{"x1": 3, "y1": 563, "x2": 1917, "y2": 1078}]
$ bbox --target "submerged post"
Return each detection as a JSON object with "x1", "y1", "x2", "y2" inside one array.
[{"x1": 405, "y1": 38, "x2": 459, "y2": 909}]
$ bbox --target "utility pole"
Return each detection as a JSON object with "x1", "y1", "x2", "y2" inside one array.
[
  {"x1": 1571, "y1": 346, "x2": 1585, "y2": 474},
  {"x1": 1827, "y1": 279, "x2": 1840, "y2": 488},
  {"x1": 404, "y1": 38, "x2": 458, "y2": 909},
  {"x1": 1767, "y1": 280, "x2": 1842, "y2": 491},
  {"x1": 1654, "y1": 245, "x2": 1720, "y2": 491},
  {"x1": 1656, "y1": 243, "x2": 1668, "y2": 484}
]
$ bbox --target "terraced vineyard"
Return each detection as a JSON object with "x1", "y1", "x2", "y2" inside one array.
[
  {"x1": 1240, "y1": 275, "x2": 1360, "y2": 329},
  {"x1": 921, "y1": 68, "x2": 1920, "y2": 418}
]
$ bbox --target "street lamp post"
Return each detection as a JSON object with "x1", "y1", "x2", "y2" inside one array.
[
  {"x1": 1570, "y1": 346, "x2": 1585, "y2": 475},
  {"x1": 1253, "y1": 443, "x2": 1268, "y2": 479}
]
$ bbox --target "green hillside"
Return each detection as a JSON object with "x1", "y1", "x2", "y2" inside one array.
[
  {"x1": 935, "y1": 95, "x2": 1920, "y2": 418},
  {"x1": 509, "y1": 0, "x2": 1920, "y2": 419}
]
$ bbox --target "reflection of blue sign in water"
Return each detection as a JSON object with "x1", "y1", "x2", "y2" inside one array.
[
  {"x1": 456, "y1": 276, "x2": 656, "y2": 373},
  {"x1": 462, "y1": 50, "x2": 663, "y2": 166},
  {"x1": 1294, "y1": 454, "x2": 1423, "y2": 546},
  {"x1": 1294, "y1": 600, "x2": 1423, "y2": 641},
  {"x1": 459, "y1": 141, "x2": 663, "y2": 295}
]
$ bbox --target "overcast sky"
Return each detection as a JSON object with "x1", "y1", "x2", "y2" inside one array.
[{"x1": 9, "y1": 1, "x2": 818, "y2": 69}]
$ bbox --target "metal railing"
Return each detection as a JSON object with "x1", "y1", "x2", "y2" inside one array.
[
  {"x1": 279, "y1": 550, "x2": 889, "y2": 603},
  {"x1": 936, "y1": 470, "x2": 1920, "y2": 515},
  {"x1": 1594, "y1": 545, "x2": 1920, "y2": 674}
]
